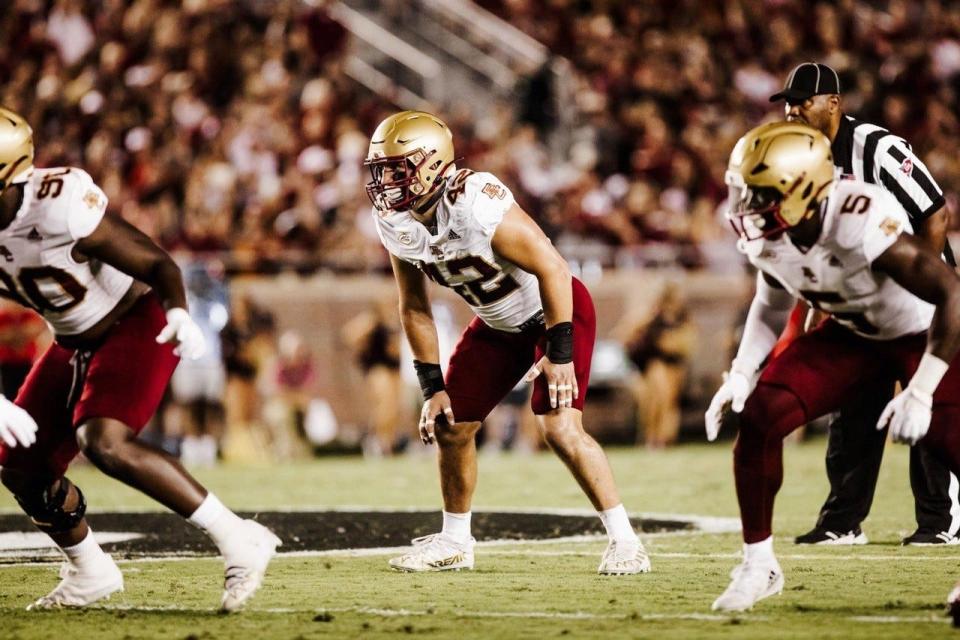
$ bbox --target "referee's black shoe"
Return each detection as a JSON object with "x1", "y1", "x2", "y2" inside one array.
[
  {"x1": 902, "y1": 529, "x2": 960, "y2": 546},
  {"x1": 794, "y1": 526, "x2": 868, "y2": 545}
]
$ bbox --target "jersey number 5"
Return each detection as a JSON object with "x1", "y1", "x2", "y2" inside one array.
[
  {"x1": 0, "y1": 266, "x2": 87, "y2": 313},
  {"x1": 799, "y1": 289, "x2": 879, "y2": 335},
  {"x1": 422, "y1": 256, "x2": 519, "y2": 306}
]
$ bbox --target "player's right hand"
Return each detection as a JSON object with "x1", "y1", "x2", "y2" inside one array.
[
  {"x1": 419, "y1": 391, "x2": 455, "y2": 445},
  {"x1": 0, "y1": 395, "x2": 38, "y2": 449},
  {"x1": 156, "y1": 307, "x2": 206, "y2": 360},
  {"x1": 704, "y1": 370, "x2": 752, "y2": 442}
]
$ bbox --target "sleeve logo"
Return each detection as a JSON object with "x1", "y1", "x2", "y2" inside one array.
[
  {"x1": 899, "y1": 157, "x2": 913, "y2": 176},
  {"x1": 879, "y1": 217, "x2": 901, "y2": 236},
  {"x1": 83, "y1": 189, "x2": 102, "y2": 210},
  {"x1": 481, "y1": 183, "x2": 505, "y2": 200}
]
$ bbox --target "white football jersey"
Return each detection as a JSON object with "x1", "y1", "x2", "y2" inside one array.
[
  {"x1": 739, "y1": 179, "x2": 934, "y2": 340},
  {"x1": 0, "y1": 167, "x2": 133, "y2": 336},
  {"x1": 374, "y1": 170, "x2": 542, "y2": 332}
]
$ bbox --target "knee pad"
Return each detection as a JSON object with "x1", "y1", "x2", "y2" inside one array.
[{"x1": 15, "y1": 477, "x2": 87, "y2": 533}]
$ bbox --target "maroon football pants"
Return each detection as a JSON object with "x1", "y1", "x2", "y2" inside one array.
[
  {"x1": 735, "y1": 320, "x2": 960, "y2": 543},
  {"x1": 0, "y1": 292, "x2": 179, "y2": 479},
  {"x1": 444, "y1": 277, "x2": 595, "y2": 422}
]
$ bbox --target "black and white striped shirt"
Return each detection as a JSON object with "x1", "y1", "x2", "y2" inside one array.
[
  {"x1": 831, "y1": 115, "x2": 945, "y2": 222},
  {"x1": 831, "y1": 114, "x2": 952, "y2": 264}
]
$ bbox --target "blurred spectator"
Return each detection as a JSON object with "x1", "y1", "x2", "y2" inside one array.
[
  {"x1": 619, "y1": 283, "x2": 696, "y2": 448},
  {"x1": 260, "y1": 329, "x2": 317, "y2": 460},
  {"x1": 220, "y1": 292, "x2": 275, "y2": 463},
  {"x1": 341, "y1": 300, "x2": 410, "y2": 457},
  {"x1": 167, "y1": 260, "x2": 229, "y2": 467}
]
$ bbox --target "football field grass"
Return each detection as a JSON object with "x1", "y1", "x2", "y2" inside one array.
[{"x1": 0, "y1": 438, "x2": 957, "y2": 639}]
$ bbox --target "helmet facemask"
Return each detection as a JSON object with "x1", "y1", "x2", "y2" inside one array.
[
  {"x1": 365, "y1": 148, "x2": 447, "y2": 213},
  {"x1": 726, "y1": 171, "x2": 797, "y2": 242}
]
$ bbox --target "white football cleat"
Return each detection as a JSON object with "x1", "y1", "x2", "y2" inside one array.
[
  {"x1": 388, "y1": 533, "x2": 475, "y2": 572},
  {"x1": 27, "y1": 557, "x2": 124, "y2": 610},
  {"x1": 219, "y1": 519, "x2": 282, "y2": 612},
  {"x1": 712, "y1": 558, "x2": 784, "y2": 612},
  {"x1": 598, "y1": 538, "x2": 652, "y2": 575}
]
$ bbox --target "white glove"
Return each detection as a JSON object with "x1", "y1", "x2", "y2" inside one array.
[
  {"x1": 0, "y1": 395, "x2": 38, "y2": 449},
  {"x1": 705, "y1": 370, "x2": 753, "y2": 442},
  {"x1": 878, "y1": 387, "x2": 932, "y2": 446},
  {"x1": 155, "y1": 307, "x2": 206, "y2": 360}
]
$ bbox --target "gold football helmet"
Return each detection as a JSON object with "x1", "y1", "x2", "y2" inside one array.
[
  {"x1": 364, "y1": 110, "x2": 455, "y2": 212},
  {"x1": 725, "y1": 121, "x2": 835, "y2": 241},
  {"x1": 0, "y1": 107, "x2": 34, "y2": 195}
]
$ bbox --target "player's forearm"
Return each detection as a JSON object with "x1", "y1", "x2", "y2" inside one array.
[
  {"x1": 915, "y1": 207, "x2": 948, "y2": 256},
  {"x1": 536, "y1": 260, "x2": 573, "y2": 327},
  {"x1": 926, "y1": 287, "x2": 960, "y2": 363},
  {"x1": 730, "y1": 274, "x2": 795, "y2": 375},
  {"x1": 144, "y1": 258, "x2": 189, "y2": 311},
  {"x1": 399, "y1": 307, "x2": 441, "y2": 363}
]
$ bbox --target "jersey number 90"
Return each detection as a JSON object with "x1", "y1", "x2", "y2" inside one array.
[{"x1": 0, "y1": 266, "x2": 86, "y2": 313}]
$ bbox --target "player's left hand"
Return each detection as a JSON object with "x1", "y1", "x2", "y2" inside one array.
[
  {"x1": 878, "y1": 387, "x2": 932, "y2": 446},
  {"x1": 419, "y1": 390, "x2": 455, "y2": 445},
  {"x1": 156, "y1": 307, "x2": 206, "y2": 360},
  {"x1": 524, "y1": 356, "x2": 578, "y2": 409}
]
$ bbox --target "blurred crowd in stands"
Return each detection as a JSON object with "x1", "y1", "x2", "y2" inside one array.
[
  {"x1": 482, "y1": 0, "x2": 960, "y2": 269},
  {"x1": 4, "y1": 1, "x2": 957, "y2": 275}
]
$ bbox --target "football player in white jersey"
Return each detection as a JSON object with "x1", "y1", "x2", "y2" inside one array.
[
  {"x1": 704, "y1": 121, "x2": 960, "y2": 612},
  {"x1": 0, "y1": 107, "x2": 280, "y2": 612},
  {"x1": 366, "y1": 110, "x2": 650, "y2": 575}
]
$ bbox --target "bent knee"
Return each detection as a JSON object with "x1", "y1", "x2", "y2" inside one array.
[
  {"x1": 76, "y1": 419, "x2": 134, "y2": 466},
  {"x1": 542, "y1": 420, "x2": 588, "y2": 452},
  {"x1": 737, "y1": 384, "x2": 807, "y2": 441},
  {"x1": 435, "y1": 420, "x2": 480, "y2": 447}
]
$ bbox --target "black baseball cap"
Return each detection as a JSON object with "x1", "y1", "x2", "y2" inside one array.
[{"x1": 769, "y1": 62, "x2": 841, "y2": 103}]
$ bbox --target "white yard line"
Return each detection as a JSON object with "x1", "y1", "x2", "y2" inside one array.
[
  {"x1": 90, "y1": 602, "x2": 763, "y2": 622},
  {"x1": 848, "y1": 615, "x2": 950, "y2": 624}
]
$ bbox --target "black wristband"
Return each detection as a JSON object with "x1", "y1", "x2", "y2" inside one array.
[
  {"x1": 413, "y1": 360, "x2": 446, "y2": 399},
  {"x1": 545, "y1": 322, "x2": 574, "y2": 364}
]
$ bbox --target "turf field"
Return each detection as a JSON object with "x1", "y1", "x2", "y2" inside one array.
[{"x1": 0, "y1": 439, "x2": 957, "y2": 639}]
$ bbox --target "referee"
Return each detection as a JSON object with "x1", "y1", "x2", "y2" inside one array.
[{"x1": 768, "y1": 62, "x2": 959, "y2": 546}]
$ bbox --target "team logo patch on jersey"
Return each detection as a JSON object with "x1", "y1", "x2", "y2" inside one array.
[
  {"x1": 879, "y1": 217, "x2": 902, "y2": 236},
  {"x1": 481, "y1": 183, "x2": 506, "y2": 200},
  {"x1": 398, "y1": 232, "x2": 413, "y2": 245},
  {"x1": 430, "y1": 245, "x2": 444, "y2": 258},
  {"x1": 899, "y1": 158, "x2": 913, "y2": 176},
  {"x1": 83, "y1": 189, "x2": 102, "y2": 210}
]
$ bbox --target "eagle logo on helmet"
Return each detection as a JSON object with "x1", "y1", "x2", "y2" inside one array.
[{"x1": 725, "y1": 121, "x2": 835, "y2": 242}]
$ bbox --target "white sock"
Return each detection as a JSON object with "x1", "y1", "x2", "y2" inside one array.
[
  {"x1": 441, "y1": 511, "x2": 472, "y2": 543},
  {"x1": 188, "y1": 493, "x2": 244, "y2": 548},
  {"x1": 598, "y1": 504, "x2": 637, "y2": 542},
  {"x1": 743, "y1": 536, "x2": 775, "y2": 563},
  {"x1": 61, "y1": 528, "x2": 110, "y2": 571}
]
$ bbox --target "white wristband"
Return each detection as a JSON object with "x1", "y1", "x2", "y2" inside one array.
[{"x1": 908, "y1": 352, "x2": 950, "y2": 397}]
